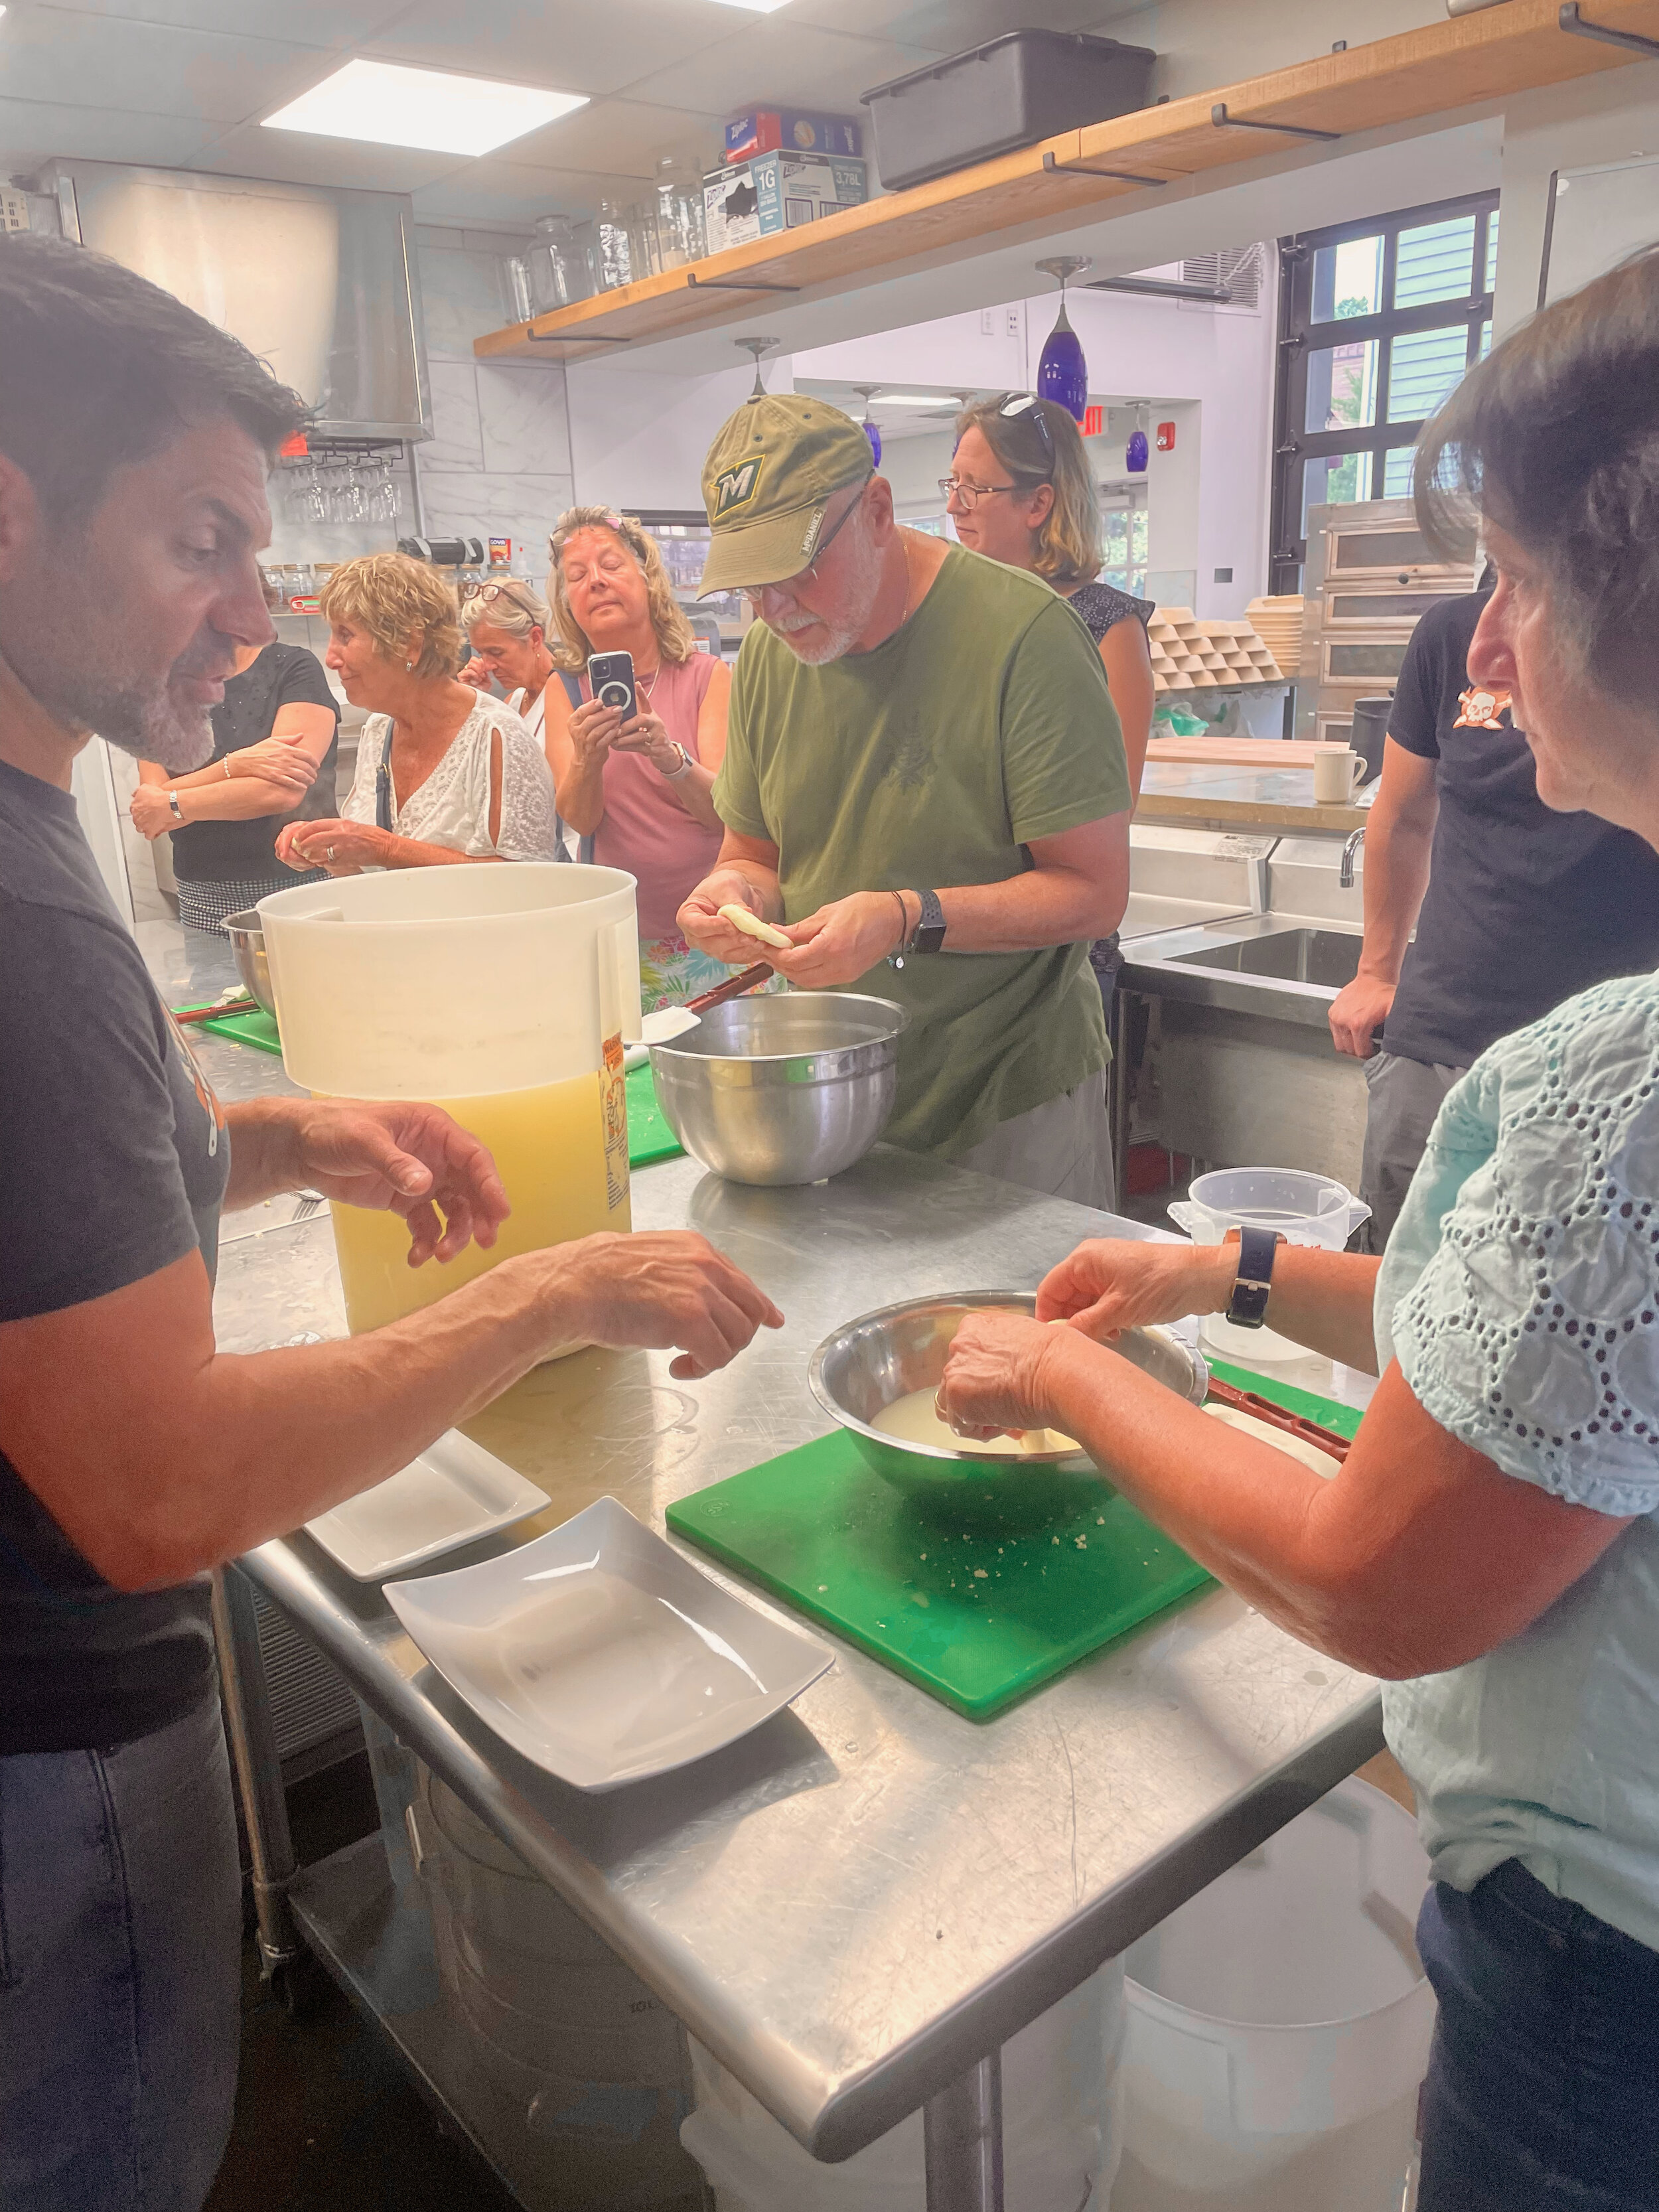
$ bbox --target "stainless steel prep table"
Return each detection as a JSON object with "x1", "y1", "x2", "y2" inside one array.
[{"x1": 198, "y1": 1023, "x2": 1383, "y2": 2209}]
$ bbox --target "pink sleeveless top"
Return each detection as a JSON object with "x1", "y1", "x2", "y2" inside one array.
[{"x1": 586, "y1": 652, "x2": 723, "y2": 941}]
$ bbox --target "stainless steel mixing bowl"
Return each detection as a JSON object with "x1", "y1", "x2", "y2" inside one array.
[
  {"x1": 222, "y1": 910, "x2": 276, "y2": 1015},
  {"x1": 648, "y1": 992, "x2": 909, "y2": 1187},
  {"x1": 809, "y1": 1291, "x2": 1209, "y2": 1531}
]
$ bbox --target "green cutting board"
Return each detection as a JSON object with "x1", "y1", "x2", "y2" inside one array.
[
  {"x1": 200, "y1": 1005, "x2": 283, "y2": 1055},
  {"x1": 668, "y1": 1364, "x2": 1364, "y2": 1721},
  {"x1": 1206, "y1": 1360, "x2": 1364, "y2": 1443},
  {"x1": 626, "y1": 1062, "x2": 683, "y2": 1169}
]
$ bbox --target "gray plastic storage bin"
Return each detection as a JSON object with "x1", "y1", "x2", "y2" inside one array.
[{"x1": 861, "y1": 31, "x2": 1156, "y2": 194}]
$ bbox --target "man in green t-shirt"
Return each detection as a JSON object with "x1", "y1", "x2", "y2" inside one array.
[{"x1": 680, "y1": 393, "x2": 1131, "y2": 1205}]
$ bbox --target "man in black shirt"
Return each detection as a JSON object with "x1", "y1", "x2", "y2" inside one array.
[
  {"x1": 0, "y1": 236, "x2": 780, "y2": 2211},
  {"x1": 130, "y1": 636, "x2": 339, "y2": 934},
  {"x1": 1329, "y1": 584, "x2": 1659, "y2": 1244}
]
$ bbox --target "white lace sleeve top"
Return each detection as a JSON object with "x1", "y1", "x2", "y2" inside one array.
[
  {"x1": 1374, "y1": 968, "x2": 1659, "y2": 1951},
  {"x1": 342, "y1": 698, "x2": 559, "y2": 862}
]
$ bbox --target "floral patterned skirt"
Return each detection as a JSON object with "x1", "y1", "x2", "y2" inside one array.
[{"x1": 638, "y1": 934, "x2": 780, "y2": 1014}]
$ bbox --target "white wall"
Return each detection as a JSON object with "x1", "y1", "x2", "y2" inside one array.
[
  {"x1": 1490, "y1": 59, "x2": 1659, "y2": 337},
  {"x1": 792, "y1": 272, "x2": 1277, "y2": 617},
  {"x1": 563, "y1": 355, "x2": 790, "y2": 514},
  {"x1": 413, "y1": 230, "x2": 574, "y2": 584}
]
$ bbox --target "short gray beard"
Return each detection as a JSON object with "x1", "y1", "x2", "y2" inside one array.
[
  {"x1": 11, "y1": 581, "x2": 222, "y2": 772},
  {"x1": 767, "y1": 514, "x2": 885, "y2": 666}
]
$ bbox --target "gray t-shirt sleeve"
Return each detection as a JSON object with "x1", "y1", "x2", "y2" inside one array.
[{"x1": 0, "y1": 895, "x2": 208, "y2": 1322}]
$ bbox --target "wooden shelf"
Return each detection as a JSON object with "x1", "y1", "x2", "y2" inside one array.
[{"x1": 474, "y1": 0, "x2": 1659, "y2": 366}]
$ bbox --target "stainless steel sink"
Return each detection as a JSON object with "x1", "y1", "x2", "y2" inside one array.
[{"x1": 1164, "y1": 927, "x2": 1364, "y2": 989}]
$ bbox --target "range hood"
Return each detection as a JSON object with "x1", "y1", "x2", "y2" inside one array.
[{"x1": 44, "y1": 160, "x2": 431, "y2": 441}]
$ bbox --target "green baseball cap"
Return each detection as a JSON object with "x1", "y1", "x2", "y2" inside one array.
[{"x1": 698, "y1": 392, "x2": 874, "y2": 597}]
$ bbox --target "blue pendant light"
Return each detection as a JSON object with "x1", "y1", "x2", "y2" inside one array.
[
  {"x1": 852, "y1": 385, "x2": 882, "y2": 468},
  {"x1": 1126, "y1": 403, "x2": 1149, "y2": 474},
  {"x1": 1035, "y1": 256, "x2": 1092, "y2": 425}
]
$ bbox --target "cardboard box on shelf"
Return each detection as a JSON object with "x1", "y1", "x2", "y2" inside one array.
[
  {"x1": 724, "y1": 110, "x2": 861, "y2": 163},
  {"x1": 703, "y1": 155, "x2": 867, "y2": 256}
]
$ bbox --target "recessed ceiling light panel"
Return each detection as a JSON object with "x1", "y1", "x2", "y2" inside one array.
[
  {"x1": 263, "y1": 58, "x2": 587, "y2": 159},
  {"x1": 873, "y1": 393, "x2": 958, "y2": 407}
]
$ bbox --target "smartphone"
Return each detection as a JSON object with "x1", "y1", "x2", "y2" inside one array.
[{"x1": 587, "y1": 651, "x2": 637, "y2": 721}]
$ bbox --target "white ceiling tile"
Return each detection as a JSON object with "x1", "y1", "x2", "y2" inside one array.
[
  {"x1": 620, "y1": 21, "x2": 942, "y2": 118},
  {"x1": 185, "y1": 121, "x2": 467, "y2": 194},
  {"x1": 364, "y1": 0, "x2": 736, "y2": 99},
  {"x1": 0, "y1": 12, "x2": 335, "y2": 123},
  {"x1": 499, "y1": 99, "x2": 724, "y2": 181},
  {"x1": 31, "y1": 0, "x2": 411, "y2": 43},
  {"x1": 0, "y1": 96, "x2": 223, "y2": 169}
]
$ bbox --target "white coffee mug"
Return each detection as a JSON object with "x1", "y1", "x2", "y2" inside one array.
[{"x1": 1311, "y1": 745, "x2": 1364, "y2": 803}]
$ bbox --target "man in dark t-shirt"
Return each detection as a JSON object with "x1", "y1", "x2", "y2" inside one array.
[
  {"x1": 0, "y1": 236, "x2": 780, "y2": 2210},
  {"x1": 129, "y1": 636, "x2": 339, "y2": 933},
  {"x1": 1329, "y1": 586, "x2": 1659, "y2": 1244}
]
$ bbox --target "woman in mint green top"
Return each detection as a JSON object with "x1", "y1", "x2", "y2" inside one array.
[{"x1": 935, "y1": 250, "x2": 1659, "y2": 2212}]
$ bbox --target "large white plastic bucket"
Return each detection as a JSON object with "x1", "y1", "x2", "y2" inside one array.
[
  {"x1": 1112, "y1": 1779, "x2": 1433, "y2": 2212},
  {"x1": 408, "y1": 1763, "x2": 697, "y2": 2207},
  {"x1": 682, "y1": 1960, "x2": 1125, "y2": 2212},
  {"x1": 1169, "y1": 1167, "x2": 1370, "y2": 1364},
  {"x1": 258, "y1": 864, "x2": 641, "y2": 1335}
]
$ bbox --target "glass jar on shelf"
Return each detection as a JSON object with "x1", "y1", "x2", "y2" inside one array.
[
  {"x1": 524, "y1": 215, "x2": 593, "y2": 313},
  {"x1": 593, "y1": 198, "x2": 635, "y2": 291},
  {"x1": 497, "y1": 254, "x2": 533, "y2": 325},
  {"x1": 651, "y1": 159, "x2": 707, "y2": 271}
]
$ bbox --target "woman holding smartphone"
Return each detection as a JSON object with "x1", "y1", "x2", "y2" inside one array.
[{"x1": 544, "y1": 504, "x2": 733, "y2": 1007}]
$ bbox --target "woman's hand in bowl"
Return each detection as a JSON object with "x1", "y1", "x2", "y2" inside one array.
[
  {"x1": 937, "y1": 1309, "x2": 1066, "y2": 1440},
  {"x1": 1038, "y1": 1238, "x2": 1238, "y2": 1341}
]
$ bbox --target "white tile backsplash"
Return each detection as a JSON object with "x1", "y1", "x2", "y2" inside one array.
[
  {"x1": 417, "y1": 242, "x2": 510, "y2": 362},
  {"x1": 478, "y1": 362, "x2": 573, "y2": 478},
  {"x1": 417, "y1": 471, "x2": 574, "y2": 577},
  {"x1": 423, "y1": 361, "x2": 486, "y2": 473}
]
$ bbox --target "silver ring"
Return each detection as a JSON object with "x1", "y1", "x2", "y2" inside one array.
[{"x1": 326, "y1": 845, "x2": 336, "y2": 859}]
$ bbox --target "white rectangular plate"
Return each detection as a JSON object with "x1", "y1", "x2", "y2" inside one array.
[
  {"x1": 306, "y1": 1432, "x2": 547, "y2": 1581},
  {"x1": 384, "y1": 1495, "x2": 835, "y2": 1792}
]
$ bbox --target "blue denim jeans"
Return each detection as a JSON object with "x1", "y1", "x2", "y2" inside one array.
[
  {"x1": 0, "y1": 1694, "x2": 242, "y2": 2211},
  {"x1": 1417, "y1": 1858, "x2": 1659, "y2": 2211}
]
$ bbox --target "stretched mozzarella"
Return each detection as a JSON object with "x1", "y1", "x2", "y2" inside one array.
[{"x1": 717, "y1": 902, "x2": 791, "y2": 950}]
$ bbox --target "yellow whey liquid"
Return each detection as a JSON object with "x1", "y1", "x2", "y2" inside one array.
[
  {"x1": 330, "y1": 1069, "x2": 630, "y2": 1338},
  {"x1": 871, "y1": 1387, "x2": 1080, "y2": 1458}
]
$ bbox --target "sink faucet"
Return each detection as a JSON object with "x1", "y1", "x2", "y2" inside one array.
[{"x1": 1340, "y1": 826, "x2": 1366, "y2": 889}]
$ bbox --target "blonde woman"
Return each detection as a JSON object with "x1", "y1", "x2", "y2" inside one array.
[
  {"x1": 948, "y1": 394, "x2": 1156, "y2": 800},
  {"x1": 459, "y1": 576, "x2": 577, "y2": 858},
  {"x1": 277, "y1": 552, "x2": 559, "y2": 876},
  {"x1": 947, "y1": 393, "x2": 1155, "y2": 1011},
  {"x1": 544, "y1": 505, "x2": 733, "y2": 1007}
]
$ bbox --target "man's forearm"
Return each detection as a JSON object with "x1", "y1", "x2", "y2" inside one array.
[
  {"x1": 224, "y1": 1097, "x2": 310, "y2": 1208},
  {"x1": 1357, "y1": 816, "x2": 1434, "y2": 983},
  {"x1": 932, "y1": 867, "x2": 1120, "y2": 954},
  {"x1": 113, "y1": 1254, "x2": 580, "y2": 1586}
]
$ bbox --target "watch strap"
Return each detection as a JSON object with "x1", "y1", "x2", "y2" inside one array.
[
  {"x1": 912, "y1": 887, "x2": 946, "y2": 954},
  {"x1": 1224, "y1": 1223, "x2": 1283, "y2": 1330}
]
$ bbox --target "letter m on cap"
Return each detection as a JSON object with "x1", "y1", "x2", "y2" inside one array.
[{"x1": 713, "y1": 457, "x2": 763, "y2": 520}]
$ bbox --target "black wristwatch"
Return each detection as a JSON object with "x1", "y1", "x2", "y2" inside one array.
[
  {"x1": 889, "y1": 887, "x2": 946, "y2": 968},
  {"x1": 1224, "y1": 1224, "x2": 1285, "y2": 1331}
]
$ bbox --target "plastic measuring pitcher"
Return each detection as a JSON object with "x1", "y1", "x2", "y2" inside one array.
[
  {"x1": 1169, "y1": 1167, "x2": 1370, "y2": 1364},
  {"x1": 258, "y1": 865, "x2": 642, "y2": 1338}
]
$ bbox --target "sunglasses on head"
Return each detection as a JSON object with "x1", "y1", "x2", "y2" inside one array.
[
  {"x1": 461, "y1": 579, "x2": 536, "y2": 617},
  {"x1": 997, "y1": 393, "x2": 1055, "y2": 479}
]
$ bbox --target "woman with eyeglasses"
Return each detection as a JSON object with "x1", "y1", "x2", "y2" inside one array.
[
  {"x1": 946, "y1": 394, "x2": 1156, "y2": 798},
  {"x1": 275, "y1": 552, "x2": 559, "y2": 877},
  {"x1": 459, "y1": 577, "x2": 577, "y2": 859},
  {"x1": 948, "y1": 393, "x2": 1155, "y2": 1011},
  {"x1": 544, "y1": 504, "x2": 735, "y2": 1009}
]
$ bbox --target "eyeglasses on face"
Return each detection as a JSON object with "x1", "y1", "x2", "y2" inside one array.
[
  {"x1": 938, "y1": 475, "x2": 1021, "y2": 509},
  {"x1": 741, "y1": 477, "x2": 871, "y2": 604}
]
